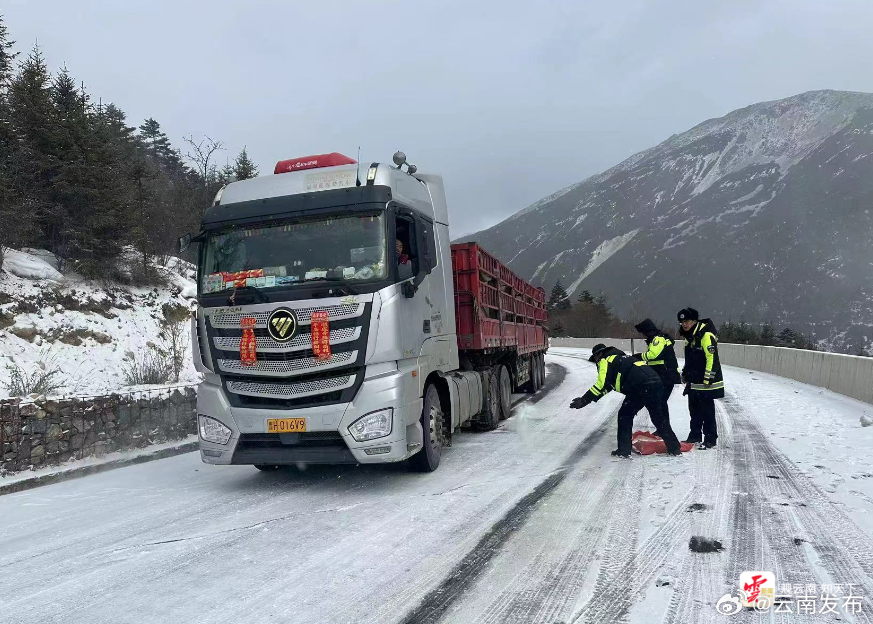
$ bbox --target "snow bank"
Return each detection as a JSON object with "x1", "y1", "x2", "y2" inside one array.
[
  {"x1": 0, "y1": 251, "x2": 199, "y2": 399},
  {"x1": 2, "y1": 249, "x2": 64, "y2": 282}
]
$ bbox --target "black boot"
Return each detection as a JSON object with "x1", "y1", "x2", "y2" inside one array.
[
  {"x1": 683, "y1": 435, "x2": 702, "y2": 444},
  {"x1": 611, "y1": 449, "x2": 631, "y2": 458},
  {"x1": 703, "y1": 439, "x2": 717, "y2": 449}
]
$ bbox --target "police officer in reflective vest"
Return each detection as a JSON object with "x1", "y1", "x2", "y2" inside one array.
[
  {"x1": 570, "y1": 344, "x2": 682, "y2": 457},
  {"x1": 677, "y1": 308, "x2": 724, "y2": 448},
  {"x1": 633, "y1": 319, "x2": 681, "y2": 436}
]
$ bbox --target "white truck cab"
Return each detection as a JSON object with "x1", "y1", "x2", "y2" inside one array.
[{"x1": 187, "y1": 153, "x2": 470, "y2": 472}]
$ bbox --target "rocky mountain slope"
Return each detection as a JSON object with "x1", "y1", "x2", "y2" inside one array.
[{"x1": 463, "y1": 90, "x2": 873, "y2": 352}]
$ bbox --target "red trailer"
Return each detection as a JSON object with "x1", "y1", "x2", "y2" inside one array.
[{"x1": 451, "y1": 242, "x2": 548, "y2": 408}]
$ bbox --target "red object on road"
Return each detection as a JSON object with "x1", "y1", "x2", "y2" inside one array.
[
  {"x1": 450, "y1": 242, "x2": 548, "y2": 355},
  {"x1": 631, "y1": 430, "x2": 694, "y2": 455}
]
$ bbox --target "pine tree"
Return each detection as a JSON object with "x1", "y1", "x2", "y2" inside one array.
[
  {"x1": 8, "y1": 44, "x2": 57, "y2": 258},
  {"x1": 232, "y1": 146, "x2": 258, "y2": 180},
  {"x1": 49, "y1": 67, "x2": 93, "y2": 267},
  {"x1": 548, "y1": 280, "x2": 570, "y2": 311},
  {"x1": 0, "y1": 14, "x2": 19, "y2": 260},
  {"x1": 84, "y1": 98, "x2": 135, "y2": 274},
  {"x1": 577, "y1": 289, "x2": 594, "y2": 303},
  {"x1": 777, "y1": 327, "x2": 798, "y2": 348},
  {"x1": 139, "y1": 117, "x2": 173, "y2": 163},
  {"x1": 218, "y1": 160, "x2": 235, "y2": 186},
  {"x1": 0, "y1": 15, "x2": 14, "y2": 84},
  {"x1": 759, "y1": 323, "x2": 776, "y2": 346}
]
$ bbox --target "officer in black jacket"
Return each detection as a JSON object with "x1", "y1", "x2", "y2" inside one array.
[
  {"x1": 677, "y1": 308, "x2": 724, "y2": 448},
  {"x1": 633, "y1": 319, "x2": 682, "y2": 436},
  {"x1": 570, "y1": 344, "x2": 682, "y2": 457}
]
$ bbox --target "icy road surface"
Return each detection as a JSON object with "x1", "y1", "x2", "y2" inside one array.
[{"x1": 1, "y1": 348, "x2": 872, "y2": 624}]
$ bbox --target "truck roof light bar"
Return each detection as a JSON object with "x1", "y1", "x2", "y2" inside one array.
[{"x1": 274, "y1": 152, "x2": 357, "y2": 174}]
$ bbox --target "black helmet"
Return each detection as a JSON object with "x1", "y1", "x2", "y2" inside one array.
[
  {"x1": 589, "y1": 343, "x2": 609, "y2": 362},
  {"x1": 634, "y1": 318, "x2": 658, "y2": 337},
  {"x1": 677, "y1": 307, "x2": 699, "y2": 322}
]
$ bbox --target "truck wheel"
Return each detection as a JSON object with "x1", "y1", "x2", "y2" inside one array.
[
  {"x1": 255, "y1": 464, "x2": 281, "y2": 472},
  {"x1": 537, "y1": 353, "x2": 546, "y2": 389},
  {"x1": 479, "y1": 369, "x2": 502, "y2": 430},
  {"x1": 409, "y1": 384, "x2": 443, "y2": 472},
  {"x1": 498, "y1": 364, "x2": 512, "y2": 420},
  {"x1": 521, "y1": 357, "x2": 536, "y2": 394}
]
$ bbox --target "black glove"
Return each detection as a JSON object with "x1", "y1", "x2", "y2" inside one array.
[{"x1": 570, "y1": 396, "x2": 590, "y2": 409}]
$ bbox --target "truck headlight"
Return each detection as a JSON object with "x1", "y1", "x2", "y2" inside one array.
[
  {"x1": 348, "y1": 408, "x2": 393, "y2": 442},
  {"x1": 199, "y1": 414, "x2": 232, "y2": 445}
]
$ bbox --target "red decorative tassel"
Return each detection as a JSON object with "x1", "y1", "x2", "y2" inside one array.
[
  {"x1": 310, "y1": 311, "x2": 331, "y2": 361},
  {"x1": 240, "y1": 316, "x2": 257, "y2": 366}
]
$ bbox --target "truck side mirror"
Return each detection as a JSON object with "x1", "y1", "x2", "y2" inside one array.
[{"x1": 178, "y1": 233, "x2": 192, "y2": 254}]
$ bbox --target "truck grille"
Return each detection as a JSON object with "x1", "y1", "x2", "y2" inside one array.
[
  {"x1": 213, "y1": 326, "x2": 358, "y2": 353},
  {"x1": 232, "y1": 431, "x2": 356, "y2": 465},
  {"x1": 237, "y1": 432, "x2": 346, "y2": 448},
  {"x1": 209, "y1": 303, "x2": 363, "y2": 328},
  {"x1": 204, "y1": 299, "x2": 371, "y2": 409},
  {"x1": 227, "y1": 374, "x2": 356, "y2": 399},
  {"x1": 218, "y1": 351, "x2": 357, "y2": 376}
]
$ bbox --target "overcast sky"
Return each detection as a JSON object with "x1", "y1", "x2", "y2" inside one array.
[{"x1": 4, "y1": 0, "x2": 873, "y2": 236}]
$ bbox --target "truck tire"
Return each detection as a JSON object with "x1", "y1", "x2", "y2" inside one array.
[
  {"x1": 498, "y1": 364, "x2": 512, "y2": 420},
  {"x1": 409, "y1": 384, "x2": 443, "y2": 472},
  {"x1": 478, "y1": 369, "x2": 502, "y2": 430},
  {"x1": 536, "y1": 353, "x2": 545, "y2": 390},
  {"x1": 521, "y1": 356, "x2": 536, "y2": 394}
]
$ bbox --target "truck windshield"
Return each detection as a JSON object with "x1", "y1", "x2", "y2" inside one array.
[{"x1": 200, "y1": 212, "x2": 386, "y2": 294}]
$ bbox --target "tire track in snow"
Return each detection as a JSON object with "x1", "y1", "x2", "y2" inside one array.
[
  {"x1": 398, "y1": 418, "x2": 613, "y2": 624},
  {"x1": 472, "y1": 474, "x2": 625, "y2": 624},
  {"x1": 568, "y1": 486, "x2": 693, "y2": 623},
  {"x1": 722, "y1": 394, "x2": 873, "y2": 622},
  {"x1": 661, "y1": 405, "x2": 735, "y2": 624},
  {"x1": 466, "y1": 442, "x2": 639, "y2": 624}
]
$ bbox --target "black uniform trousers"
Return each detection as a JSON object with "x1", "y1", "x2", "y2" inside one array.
[
  {"x1": 654, "y1": 382, "x2": 674, "y2": 435},
  {"x1": 687, "y1": 392, "x2": 718, "y2": 443},
  {"x1": 617, "y1": 381, "x2": 681, "y2": 455}
]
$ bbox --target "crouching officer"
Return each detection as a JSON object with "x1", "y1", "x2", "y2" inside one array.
[
  {"x1": 677, "y1": 308, "x2": 724, "y2": 448},
  {"x1": 570, "y1": 344, "x2": 682, "y2": 457},
  {"x1": 633, "y1": 319, "x2": 682, "y2": 437}
]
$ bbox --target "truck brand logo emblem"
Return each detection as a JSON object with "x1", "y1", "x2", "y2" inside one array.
[{"x1": 267, "y1": 308, "x2": 298, "y2": 342}]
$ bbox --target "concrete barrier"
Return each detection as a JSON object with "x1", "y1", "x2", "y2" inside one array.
[
  {"x1": 550, "y1": 337, "x2": 636, "y2": 353},
  {"x1": 550, "y1": 338, "x2": 873, "y2": 405}
]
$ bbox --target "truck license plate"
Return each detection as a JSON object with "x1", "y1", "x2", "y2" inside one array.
[{"x1": 267, "y1": 418, "x2": 307, "y2": 433}]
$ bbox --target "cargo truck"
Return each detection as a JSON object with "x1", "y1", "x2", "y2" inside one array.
[{"x1": 181, "y1": 151, "x2": 548, "y2": 472}]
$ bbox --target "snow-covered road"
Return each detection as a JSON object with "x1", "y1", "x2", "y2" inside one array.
[{"x1": 1, "y1": 348, "x2": 872, "y2": 623}]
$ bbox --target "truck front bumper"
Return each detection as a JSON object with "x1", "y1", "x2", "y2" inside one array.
[{"x1": 196, "y1": 366, "x2": 423, "y2": 466}]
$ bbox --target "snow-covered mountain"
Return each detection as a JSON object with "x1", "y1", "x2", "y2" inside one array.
[
  {"x1": 0, "y1": 249, "x2": 200, "y2": 398},
  {"x1": 463, "y1": 90, "x2": 873, "y2": 352}
]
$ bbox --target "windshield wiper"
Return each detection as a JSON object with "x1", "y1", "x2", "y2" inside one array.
[
  {"x1": 305, "y1": 277, "x2": 358, "y2": 296},
  {"x1": 228, "y1": 286, "x2": 270, "y2": 305}
]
